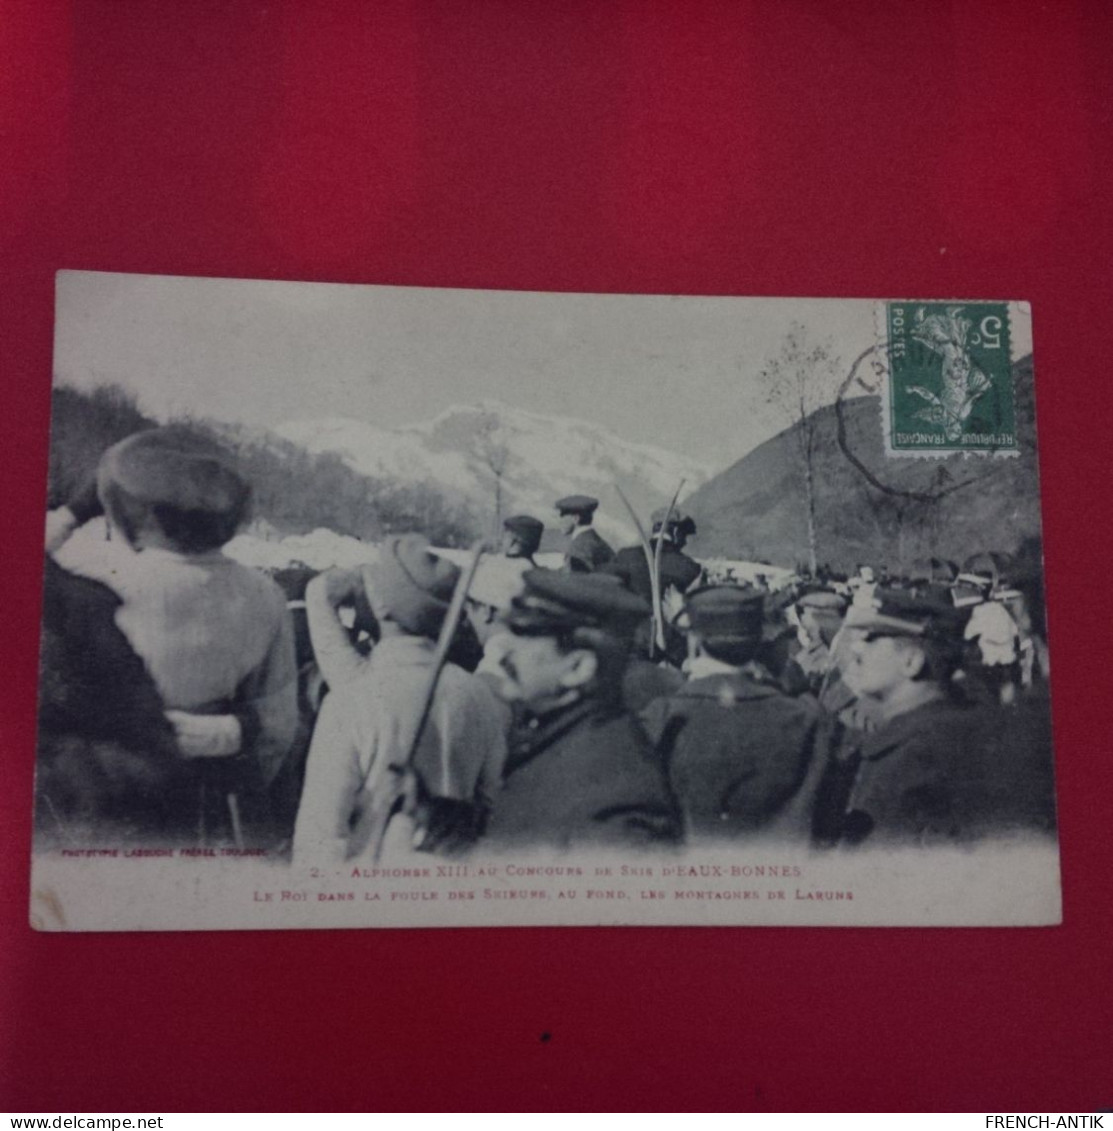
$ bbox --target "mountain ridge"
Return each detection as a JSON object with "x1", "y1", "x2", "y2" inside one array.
[
  {"x1": 276, "y1": 400, "x2": 712, "y2": 542},
  {"x1": 684, "y1": 355, "x2": 1042, "y2": 574}
]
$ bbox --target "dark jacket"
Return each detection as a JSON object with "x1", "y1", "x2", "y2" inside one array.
[
  {"x1": 487, "y1": 697, "x2": 681, "y2": 849},
  {"x1": 603, "y1": 545, "x2": 703, "y2": 666},
  {"x1": 639, "y1": 669, "x2": 822, "y2": 840},
  {"x1": 564, "y1": 527, "x2": 615, "y2": 573},
  {"x1": 605, "y1": 544, "x2": 702, "y2": 602},
  {"x1": 821, "y1": 694, "x2": 1056, "y2": 846},
  {"x1": 36, "y1": 558, "x2": 183, "y2": 844}
]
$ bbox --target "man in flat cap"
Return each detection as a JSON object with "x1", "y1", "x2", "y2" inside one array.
[
  {"x1": 639, "y1": 586, "x2": 823, "y2": 842},
  {"x1": 554, "y1": 495, "x2": 614, "y2": 574},
  {"x1": 501, "y1": 514, "x2": 544, "y2": 566},
  {"x1": 294, "y1": 534, "x2": 508, "y2": 863},
  {"x1": 814, "y1": 589, "x2": 1054, "y2": 846},
  {"x1": 484, "y1": 570, "x2": 681, "y2": 850},
  {"x1": 49, "y1": 427, "x2": 299, "y2": 846}
]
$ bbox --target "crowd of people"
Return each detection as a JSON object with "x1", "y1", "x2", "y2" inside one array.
[{"x1": 36, "y1": 426, "x2": 1056, "y2": 862}]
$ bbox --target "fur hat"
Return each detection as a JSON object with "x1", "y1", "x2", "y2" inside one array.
[
  {"x1": 97, "y1": 427, "x2": 250, "y2": 552},
  {"x1": 98, "y1": 427, "x2": 249, "y2": 517}
]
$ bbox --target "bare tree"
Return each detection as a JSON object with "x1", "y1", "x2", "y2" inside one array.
[
  {"x1": 475, "y1": 410, "x2": 510, "y2": 537},
  {"x1": 756, "y1": 323, "x2": 842, "y2": 575}
]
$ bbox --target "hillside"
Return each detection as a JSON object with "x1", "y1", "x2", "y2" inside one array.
[{"x1": 685, "y1": 355, "x2": 1043, "y2": 575}]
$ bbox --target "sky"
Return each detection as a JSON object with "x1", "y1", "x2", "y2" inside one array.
[{"x1": 53, "y1": 272, "x2": 1032, "y2": 476}]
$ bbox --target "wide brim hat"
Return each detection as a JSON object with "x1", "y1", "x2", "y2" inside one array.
[{"x1": 364, "y1": 534, "x2": 460, "y2": 637}]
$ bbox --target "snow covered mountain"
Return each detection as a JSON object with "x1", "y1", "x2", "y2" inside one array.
[{"x1": 275, "y1": 400, "x2": 711, "y2": 543}]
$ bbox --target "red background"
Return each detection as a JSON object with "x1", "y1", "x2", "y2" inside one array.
[{"x1": 3, "y1": 0, "x2": 1111, "y2": 1112}]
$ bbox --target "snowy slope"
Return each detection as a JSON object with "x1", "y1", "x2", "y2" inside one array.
[{"x1": 276, "y1": 400, "x2": 711, "y2": 543}]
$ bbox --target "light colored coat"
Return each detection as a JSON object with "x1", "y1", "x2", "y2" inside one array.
[{"x1": 293, "y1": 635, "x2": 508, "y2": 863}]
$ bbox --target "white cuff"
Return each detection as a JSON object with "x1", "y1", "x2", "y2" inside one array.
[{"x1": 165, "y1": 710, "x2": 243, "y2": 758}]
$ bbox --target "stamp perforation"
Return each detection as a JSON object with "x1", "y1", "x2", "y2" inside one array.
[{"x1": 876, "y1": 300, "x2": 1022, "y2": 461}]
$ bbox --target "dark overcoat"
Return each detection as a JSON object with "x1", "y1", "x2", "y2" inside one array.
[
  {"x1": 639, "y1": 670, "x2": 823, "y2": 839},
  {"x1": 36, "y1": 558, "x2": 183, "y2": 844},
  {"x1": 605, "y1": 545, "x2": 702, "y2": 601},
  {"x1": 564, "y1": 527, "x2": 615, "y2": 573},
  {"x1": 487, "y1": 697, "x2": 681, "y2": 849},
  {"x1": 830, "y1": 695, "x2": 1056, "y2": 845}
]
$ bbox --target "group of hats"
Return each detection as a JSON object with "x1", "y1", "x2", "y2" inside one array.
[
  {"x1": 506, "y1": 575, "x2": 773, "y2": 647},
  {"x1": 509, "y1": 575, "x2": 968, "y2": 647},
  {"x1": 843, "y1": 588, "x2": 965, "y2": 640},
  {"x1": 99, "y1": 429, "x2": 976, "y2": 649}
]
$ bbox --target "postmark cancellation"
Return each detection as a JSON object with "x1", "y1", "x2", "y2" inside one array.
[{"x1": 880, "y1": 301, "x2": 1022, "y2": 459}]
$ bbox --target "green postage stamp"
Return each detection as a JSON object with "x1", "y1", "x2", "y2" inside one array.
[{"x1": 883, "y1": 301, "x2": 1020, "y2": 457}]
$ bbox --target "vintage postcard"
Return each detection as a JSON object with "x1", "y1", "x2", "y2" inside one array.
[{"x1": 30, "y1": 273, "x2": 1059, "y2": 930}]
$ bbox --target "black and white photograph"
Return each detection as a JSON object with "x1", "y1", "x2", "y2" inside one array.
[{"x1": 30, "y1": 271, "x2": 1059, "y2": 930}]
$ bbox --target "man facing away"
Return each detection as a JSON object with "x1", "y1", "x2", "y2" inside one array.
[
  {"x1": 293, "y1": 535, "x2": 508, "y2": 864},
  {"x1": 639, "y1": 586, "x2": 824, "y2": 842},
  {"x1": 484, "y1": 570, "x2": 681, "y2": 850},
  {"x1": 463, "y1": 512, "x2": 546, "y2": 646},
  {"x1": 501, "y1": 513, "x2": 544, "y2": 566},
  {"x1": 554, "y1": 494, "x2": 614, "y2": 573}
]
